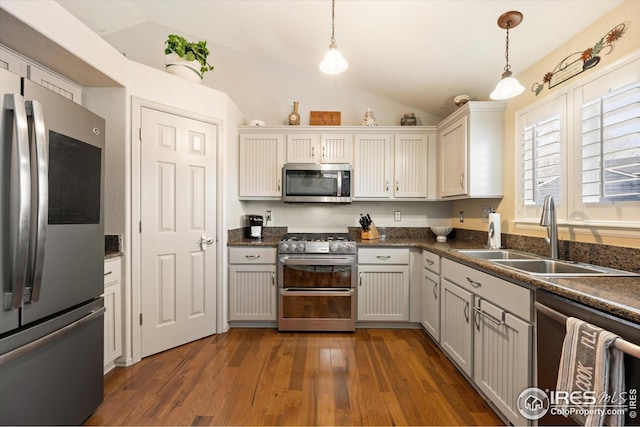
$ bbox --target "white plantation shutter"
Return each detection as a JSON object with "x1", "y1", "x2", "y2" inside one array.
[
  {"x1": 580, "y1": 82, "x2": 640, "y2": 203},
  {"x1": 522, "y1": 116, "x2": 562, "y2": 206}
]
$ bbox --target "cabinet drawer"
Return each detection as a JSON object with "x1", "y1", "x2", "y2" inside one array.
[
  {"x1": 422, "y1": 250, "x2": 440, "y2": 274},
  {"x1": 104, "y1": 258, "x2": 121, "y2": 287},
  {"x1": 229, "y1": 247, "x2": 276, "y2": 264},
  {"x1": 358, "y1": 248, "x2": 409, "y2": 264},
  {"x1": 442, "y1": 258, "x2": 531, "y2": 321}
]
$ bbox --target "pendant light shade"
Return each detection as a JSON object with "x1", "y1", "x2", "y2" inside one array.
[
  {"x1": 490, "y1": 11, "x2": 524, "y2": 100},
  {"x1": 319, "y1": 0, "x2": 348, "y2": 74}
]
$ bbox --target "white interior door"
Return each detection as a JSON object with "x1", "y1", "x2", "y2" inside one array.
[{"x1": 140, "y1": 107, "x2": 217, "y2": 358}]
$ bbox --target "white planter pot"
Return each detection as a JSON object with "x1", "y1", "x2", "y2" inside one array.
[{"x1": 164, "y1": 54, "x2": 202, "y2": 83}]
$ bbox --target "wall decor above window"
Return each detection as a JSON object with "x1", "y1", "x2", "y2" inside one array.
[{"x1": 532, "y1": 23, "x2": 627, "y2": 96}]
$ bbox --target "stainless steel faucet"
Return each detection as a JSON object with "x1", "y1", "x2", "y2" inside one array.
[{"x1": 540, "y1": 195, "x2": 559, "y2": 259}]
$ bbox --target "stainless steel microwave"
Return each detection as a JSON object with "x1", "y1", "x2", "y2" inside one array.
[{"x1": 282, "y1": 163, "x2": 352, "y2": 203}]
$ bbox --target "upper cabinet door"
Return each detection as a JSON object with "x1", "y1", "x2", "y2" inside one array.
[
  {"x1": 353, "y1": 134, "x2": 393, "y2": 198},
  {"x1": 285, "y1": 134, "x2": 352, "y2": 164},
  {"x1": 438, "y1": 116, "x2": 468, "y2": 198},
  {"x1": 394, "y1": 134, "x2": 429, "y2": 198},
  {"x1": 239, "y1": 134, "x2": 285, "y2": 198}
]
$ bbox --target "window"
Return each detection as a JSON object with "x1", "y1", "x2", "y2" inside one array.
[
  {"x1": 580, "y1": 82, "x2": 640, "y2": 203},
  {"x1": 516, "y1": 51, "x2": 640, "y2": 230}
]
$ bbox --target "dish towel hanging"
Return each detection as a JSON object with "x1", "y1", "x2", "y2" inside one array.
[{"x1": 556, "y1": 317, "x2": 625, "y2": 426}]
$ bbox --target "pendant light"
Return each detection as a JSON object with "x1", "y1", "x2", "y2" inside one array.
[
  {"x1": 319, "y1": 0, "x2": 348, "y2": 74},
  {"x1": 490, "y1": 11, "x2": 524, "y2": 100}
]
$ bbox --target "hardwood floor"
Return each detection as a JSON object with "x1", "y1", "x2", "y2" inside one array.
[{"x1": 85, "y1": 328, "x2": 503, "y2": 426}]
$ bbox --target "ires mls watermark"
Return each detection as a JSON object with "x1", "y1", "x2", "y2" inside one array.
[{"x1": 517, "y1": 387, "x2": 638, "y2": 421}]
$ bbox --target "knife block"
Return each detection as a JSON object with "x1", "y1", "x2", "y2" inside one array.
[{"x1": 361, "y1": 223, "x2": 380, "y2": 240}]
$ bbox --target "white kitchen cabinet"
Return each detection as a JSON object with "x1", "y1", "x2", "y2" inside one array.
[
  {"x1": 441, "y1": 257, "x2": 533, "y2": 426},
  {"x1": 421, "y1": 251, "x2": 440, "y2": 341},
  {"x1": 229, "y1": 247, "x2": 277, "y2": 322},
  {"x1": 285, "y1": 133, "x2": 352, "y2": 164},
  {"x1": 437, "y1": 101, "x2": 506, "y2": 199},
  {"x1": 440, "y1": 278, "x2": 474, "y2": 376},
  {"x1": 238, "y1": 134, "x2": 285, "y2": 199},
  {"x1": 473, "y1": 298, "x2": 532, "y2": 426},
  {"x1": 103, "y1": 257, "x2": 122, "y2": 373},
  {"x1": 357, "y1": 248, "x2": 410, "y2": 322},
  {"x1": 354, "y1": 132, "x2": 433, "y2": 200}
]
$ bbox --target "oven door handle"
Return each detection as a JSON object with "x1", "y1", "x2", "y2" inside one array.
[
  {"x1": 280, "y1": 257, "x2": 355, "y2": 266},
  {"x1": 280, "y1": 288, "x2": 355, "y2": 297}
]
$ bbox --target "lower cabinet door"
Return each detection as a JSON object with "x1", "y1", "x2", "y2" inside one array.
[
  {"x1": 440, "y1": 279, "x2": 473, "y2": 377},
  {"x1": 473, "y1": 298, "x2": 532, "y2": 426},
  {"x1": 422, "y1": 268, "x2": 440, "y2": 341},
  {"x1": 357, "y1": 265, "x2": 409, "y2": 321},
  {"x1": 229, "y1": 265, "x2": 277, "y2": 321}
]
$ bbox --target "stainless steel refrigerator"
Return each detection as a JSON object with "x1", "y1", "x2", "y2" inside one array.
[{"x1": 0, "y1": 67, "x2": 105, "y2": 425}]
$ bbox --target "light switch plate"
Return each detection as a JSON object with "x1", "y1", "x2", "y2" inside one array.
[
  {"x1": 481, "y1": 207, "x2": 492, "y2": 223},
  {"x1": 394, "y1": 211, "x2": 401, "y2": 221}
]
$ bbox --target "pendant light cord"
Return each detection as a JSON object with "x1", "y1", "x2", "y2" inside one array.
[
  {"x1": 503, "y1": 23, "x2": 511, "y2": 73},
  {"x1": 330, "y1": 0, "x2": 337, "y2": 44}
]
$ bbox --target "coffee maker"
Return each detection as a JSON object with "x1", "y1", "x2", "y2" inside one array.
[{"x1": 244, "y1": 215, "x2": 264, "y2": 239}]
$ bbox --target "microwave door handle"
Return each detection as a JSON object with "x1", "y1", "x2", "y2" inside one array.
[
  {"x1": 337, "y1": 171, "x2": 342, "y2": 197},
  {"x1": 26, "y1": 100, "x2": 48, "y2": 303},
  {"x1": 6, "y1": 94, "x2": 31, "y2": 310}
]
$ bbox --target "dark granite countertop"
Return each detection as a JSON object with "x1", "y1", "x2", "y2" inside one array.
[{"x1": 227, "y1": 227, "x2": 640, "y2": 324}]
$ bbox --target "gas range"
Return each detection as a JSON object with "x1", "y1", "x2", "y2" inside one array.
[{"x1": 278, "y1": 233, "x2": 356, "y2": 254}]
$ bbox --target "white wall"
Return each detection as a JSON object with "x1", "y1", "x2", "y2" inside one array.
[{"x1": 102, "y1": 21, "x2": 443, "y2": 127}]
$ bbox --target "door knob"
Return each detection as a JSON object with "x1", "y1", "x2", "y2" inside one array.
[{"x1": 200, "y1": 235, "x2": 214, "y2": 251}]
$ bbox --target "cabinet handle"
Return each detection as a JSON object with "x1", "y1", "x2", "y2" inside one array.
[
  {"x1": 359, "y1": 272, "x2": 363, "y2": 286},
  {"x1": 464, "y1": 301, "x2": 470, "y2": 323},
  {"x1": 460, "y1": 172, "x2": 464, "y2": 189},
  {"x1": 473, "y1": 306, "x2": 505, "y2": 327},
  {"x1": 376, "y1": 255, "x2": 391, "y2": 260},
  {"x1": 432, "y1": 283, "x2": 438, "y2": 299},
  {"x1": 272, "y1": 272, "x2": 275, "y2": 286},
  {"x1": 385, "y1": 180, "x2": 390, "y2": 192},
  {"x1": 312, "y1": 146, "x2": 315, "y2": 158},
  {"x1": 322, "y1": 146, "x2": 326, "y2": 158},
  {"x1": 425, "y1": 259, "x2": 434, "y2": 266},
  {"x1": 396, "y1": 180, "x2": 399, "y2": 192},
  {"x1": 104, "y1": 271, "x2": 112, "y2": 276},
  {"x1": 466, "y1": 277, "x2": 482, "y2": 288},
  {"x1": 277, "y1": 178, "x2": 281, "y2": 192},
  {"x1": 474, "y1": 300, "x2": 481, "y2": 330},
  {"x1": 245, "y1": 255, "x2": 261, "y2": 260}
]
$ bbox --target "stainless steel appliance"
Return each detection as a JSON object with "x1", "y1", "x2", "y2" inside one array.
[
  {"x1": 535, "y1": 290, "x2": 640, "y2": 426},
  {"x1": 282, "y1": 163, "x2": 351, "y2": 203},
  {"x1": 1, "y1": 68, "x2": 105, "y2": 425},
  {"x1": 244, "y1": 214, "x2": 264, "y2": 239},
  {"x1": 278, "y1": 233, "x2": 356, "y2": 331}
]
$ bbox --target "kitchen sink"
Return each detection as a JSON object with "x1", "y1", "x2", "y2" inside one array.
[
  {"x1": 454, "y1": 249, "x2": 542, "y2": 260},
  {"x1": 491, "y1": 259, "x2": 640, "y2": 277}
]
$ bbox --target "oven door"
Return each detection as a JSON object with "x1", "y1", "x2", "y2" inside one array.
[{"x1": 278, "y1": 255, "x2": 356, "y2": 331}]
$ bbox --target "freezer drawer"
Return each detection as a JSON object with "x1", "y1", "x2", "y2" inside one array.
[{"x1": 0, "y1": 298, "x2": 105, "y2": 425}]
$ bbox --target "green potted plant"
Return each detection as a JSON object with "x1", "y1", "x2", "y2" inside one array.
[{"x1": 164, "y1": 34, "x2": 214, "y2": 82}]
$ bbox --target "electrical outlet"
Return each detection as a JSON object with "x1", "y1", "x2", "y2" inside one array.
[
  {"x1": 265, "y1": 210, "x2": 272, "y2": 223},
  {"x1": 394, "y1": 211, "x2": 401, "y2": 222},
  {"x1": 459, "y1": 211, "x2": 464, "y2": 223},
  {"x1": 481, "y1": 206, "x2": 492, "y2": 223}
]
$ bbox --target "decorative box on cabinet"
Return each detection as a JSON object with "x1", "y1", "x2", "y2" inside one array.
[
  {"x1": 103, "y1": 257, "x2": 122, "y2": 373},
  {"x1": 436, "y1": 101, "x2": 506, "y2": 199},
  {"x1": 357, "y1": 248, "x2": 410, "y2": 322},
  {"x1": 229, "y1": 247, "x2": 277, "y2": 322}
]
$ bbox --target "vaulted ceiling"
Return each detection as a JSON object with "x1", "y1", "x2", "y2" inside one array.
[{"x1": 57, "y1": 0, "x2": 622, "y2": 118}]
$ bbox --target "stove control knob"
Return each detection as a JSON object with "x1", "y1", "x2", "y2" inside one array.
[
  {"x1": 280, "y1": 243, "x2": 289, "y2": 252},
  {"x1": 297, "y1": 243, "x2": 305, "y2": 252}
]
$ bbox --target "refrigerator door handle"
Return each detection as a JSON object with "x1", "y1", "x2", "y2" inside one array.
[
  {"x1": 25, "y1": 100, "x2": 48, "y2": 303},
  {"x1": 0, "y1": 306, "x2": 106, "y2": 366},
  {"x1": 5, "y1": 94, "x2": 31, "y2": 310}
]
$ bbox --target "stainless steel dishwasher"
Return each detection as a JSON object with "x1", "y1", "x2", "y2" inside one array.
[{"x1": 535, "y1": 290, "x2": 640, "y2": 426}]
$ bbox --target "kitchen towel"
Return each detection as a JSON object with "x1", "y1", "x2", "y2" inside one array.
[
  {"x1": 556, "y1": 317, "x2": 625, "y2": 426},
  {"x1": 488, "y1": 213, "x2": 501, "y2": 249}
]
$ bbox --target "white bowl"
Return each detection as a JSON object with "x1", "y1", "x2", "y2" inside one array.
[{"x1": 430, "y1": 226, "x2": 453, "y2": 242}]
